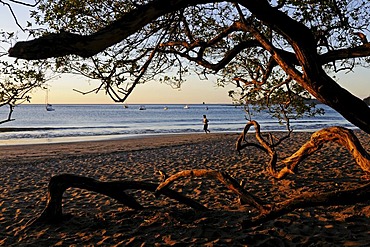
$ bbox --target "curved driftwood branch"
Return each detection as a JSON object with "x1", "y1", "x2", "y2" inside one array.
[
  {"x1": 242, "y1": 182, "x2": 370, "y2": 228},
  {"x1": 27, "y1": 174, "x2": 207, "y2": 226},
  {"x1": 155, "y1": 169, "x2": 269, "y2": 213},
  {"x1": 281, "y1": 126, "x2": 370, "y2": 175},
  {"x1": 237, "y1": 122, "x2": 370, "y2": 179},
  {"x1": 236, "y1": 120, "x2": 278, "y2": 175}
]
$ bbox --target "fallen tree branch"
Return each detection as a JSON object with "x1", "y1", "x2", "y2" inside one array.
[
  {"x1": 237, "y1": 122, "x2": 370, "y2": 179},
  {"x1": 155, "y1": 169, "x2": 269, "y2": 213},
  {"x1": 21, "y1": 160, "x2": 370, "y2": 233},
  {"x1": 242, "y1": 182, "x2": 370, "y2": 228},
  {"x1": 236, "y1": 120, "x2": 278, "y2": 176},
  {"x1": 26, "y1": 174, "x2": 207, "y2": 227},
  {"x1": 282, "y1": 126, "x2": 370, "y2": 175}
]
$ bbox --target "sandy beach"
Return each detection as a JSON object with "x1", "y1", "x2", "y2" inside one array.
[{"x1": 0, "y1": 131, "x2": 369, "y2": 246}]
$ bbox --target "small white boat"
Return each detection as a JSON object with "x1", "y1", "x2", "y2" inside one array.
[
  {"x1": 164, "y1": 106, "x2": 168, "y2": 110},
  {"x1": 184, "y1": 105, "x2": 189, "y2": 109},
  {"x1": 139, "y1": 105, "x2": 146, "y2": 110}
]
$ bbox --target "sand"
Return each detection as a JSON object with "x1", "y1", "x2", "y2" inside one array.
[{"x1": 0, "y1": 132, "x2": 369, "y2": 246}]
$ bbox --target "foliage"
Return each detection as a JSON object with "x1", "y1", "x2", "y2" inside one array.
[
  {"x1": 30, "y1": 0, "x2": 182, "y2": 102},
  {"x1": 0, "y1": 31, "x2": 46, "y2": 123}
]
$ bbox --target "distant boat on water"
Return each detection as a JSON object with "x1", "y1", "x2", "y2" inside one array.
[
  {"x1": 46, "y1": 103, "x2": 55, "y2": 111},
  {"x1": 203, "y1": 102, "x2": 208, "y2": 110},
  {"x1": 123, "y1": 104, "x2": 129, "y2": 108},
  {"x1": 164, "y1": 106, "x2": 168, "y2": 110},
  {"x1": 184, "y1": 105, "x2": 189, "y2": 109},
  {"x1": 139, "y1": 105, "x2": 146, "y2": 110},
  {"x1": 45, "y1": 89, "x2": 55, "y2": 111}
]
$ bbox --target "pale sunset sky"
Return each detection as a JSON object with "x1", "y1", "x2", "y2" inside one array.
[{"x1": 1, "y1": 4, "x2": 369, "y2": 105}]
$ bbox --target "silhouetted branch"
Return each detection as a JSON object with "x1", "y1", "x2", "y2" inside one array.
[
  {"x1": 26, "y1": 174, "x2": 207, "y2": 227},
  {"x1": 155, "y1": 169, "x2": 269, "y2": 213},
  {"x1": 243, "y1": 182, "x2": 370, "y2": 228}
]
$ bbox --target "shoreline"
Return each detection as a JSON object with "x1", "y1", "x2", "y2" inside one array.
[
  {"x1": 0, "y1": 133, "x2": 239, "y2": 161},
  {"x1": 0, "y1": 128, "x2": 325, "y2": 147},
  {"x1": 0, "y1": 132, "x2": 232, "y2": 147}
]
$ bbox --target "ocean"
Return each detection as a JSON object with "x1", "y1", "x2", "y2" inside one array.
[{"x1": 0, "y1": 104, "x2": 354, "y2": 145}]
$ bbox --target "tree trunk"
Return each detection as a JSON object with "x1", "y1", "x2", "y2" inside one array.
[{"x1": 302, "y1": 72, "x2": 370, "y2": 136}]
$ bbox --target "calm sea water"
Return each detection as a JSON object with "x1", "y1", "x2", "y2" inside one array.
[{"x1": 0, "y1": 104, "x2": 353, "y2": 145}]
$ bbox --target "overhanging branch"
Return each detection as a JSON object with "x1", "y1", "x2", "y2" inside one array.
[{"x1": 8, "y1": 0, "x2": 218, "y2": 59}]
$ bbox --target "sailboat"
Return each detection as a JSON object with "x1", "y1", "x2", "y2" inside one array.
[{"x1": 45, "y1": 89, "x2": 55, "y2": 111}]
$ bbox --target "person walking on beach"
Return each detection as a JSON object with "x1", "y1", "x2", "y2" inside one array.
[{"x1": 203, "y1": 115, "x2": 210, "y2": 133}]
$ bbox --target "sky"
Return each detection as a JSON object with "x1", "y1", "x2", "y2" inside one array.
[
  {"x1": 0, "y1": 3, "x2": 369, "y2": 105},
  {"x1": 0, "y1": 3, "x2": 237, "y2": 105},
  {"x1": 38, "y1": 74, "x2": 236, "y2": 104}
]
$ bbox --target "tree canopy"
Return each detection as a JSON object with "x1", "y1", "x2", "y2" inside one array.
[{"x1": 4, "y1": 0, "x2": 370, "y2": 133}]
